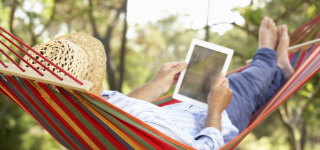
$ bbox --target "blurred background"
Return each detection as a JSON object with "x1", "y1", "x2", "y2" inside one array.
[{"x1": 0, "y1": 0, "x2": 320, "y2": 149}]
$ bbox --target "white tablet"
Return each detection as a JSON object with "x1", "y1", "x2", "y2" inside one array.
[{"x1": 173, "y1": 39, "x2": 234, "y2": 110}]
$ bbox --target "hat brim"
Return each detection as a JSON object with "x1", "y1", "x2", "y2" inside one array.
[{"x1": 50, "y1": 33, "x2": 106, "y2": 96}]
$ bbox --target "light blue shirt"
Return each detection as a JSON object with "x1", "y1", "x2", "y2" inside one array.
[{"x1": 102, "y1": 90, "x2": 239, "y2": 150}]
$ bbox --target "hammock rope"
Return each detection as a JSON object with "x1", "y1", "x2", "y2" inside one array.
[
  {"x1": 0, "y1": 27, "x2": 83, "y2": 85},
  {"x1": 290, "y1": 15, "x2": 320, "y2": 45},
  {"x1": 0, "y1": 14, "x2": 320, "y2": 150}
]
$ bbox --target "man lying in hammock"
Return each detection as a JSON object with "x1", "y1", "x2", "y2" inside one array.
[{"x1": 102, "y1": 17, "x2": 294, "y2": 150}]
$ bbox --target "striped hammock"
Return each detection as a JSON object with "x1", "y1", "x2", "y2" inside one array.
[{"x1": 0, "y1": 14, "x2": 320, "y2": 149}]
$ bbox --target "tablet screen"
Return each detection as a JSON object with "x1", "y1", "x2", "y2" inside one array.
[{"x1": 178, "y1": 45, "x2": 228, "y2": 103}]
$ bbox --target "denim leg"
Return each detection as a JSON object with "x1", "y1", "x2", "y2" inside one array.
[
  {"x1": 254, "y1": 66, "x2": 287, "y2": 111},
  {"x1": 225, "y1": 48, "x2": 278, "y2": 133}
]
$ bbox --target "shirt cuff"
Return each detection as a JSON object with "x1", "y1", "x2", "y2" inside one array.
[{"x1": 195, "y1": 127, "x2": 225, "y2": 150}]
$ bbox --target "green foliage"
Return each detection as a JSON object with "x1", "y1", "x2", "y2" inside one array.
[{"x1": 1, "y1": 0, "x2": 320, "y2": 149}]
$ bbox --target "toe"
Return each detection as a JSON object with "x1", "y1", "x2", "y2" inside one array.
[
  {"x1": 261, "y1": 17, "x2": 269, "y2": 28},
  {"x1": 278, "y1": 25, "x2": 282, "y2": 32},
  {"x1": 282, "y1": 25, "x2": 288, "y2": 34},
  {"x1": 273, "y1": 22, "x2": 277, "y2": 31},
  {"x1": 278, "y1": 25, "x2": 282, "y2": 36},
  {"x1": 267, "y1": 19, "x2": 274, "y2": 29},
  {"x1": 280, "y1": 25, "x2": 289, "y2": 38},
  {"x1": 278, "y1": 25, "x2": 290, "y2": 48}
]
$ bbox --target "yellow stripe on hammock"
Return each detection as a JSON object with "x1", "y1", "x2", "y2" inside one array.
[
  {"x1": 68, "y1": 90, "x2": 146, "y2": 150},
  {"x1": 0, "y1": 83, "x2": 30, "y2": 115},
  {"x1": 28, "y1": 81, "x2": 100, "y2": 150}
]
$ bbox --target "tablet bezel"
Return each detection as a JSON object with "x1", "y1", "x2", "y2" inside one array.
[{"x1": 172, "y1": 38, "x2": 234, "y2": 110}]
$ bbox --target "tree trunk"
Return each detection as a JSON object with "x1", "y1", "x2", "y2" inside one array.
[
  {"x1": 103, "y1": 26, "x2": 118, "y2": 90},
  {"x1": 88, "y1": 0, "x2": 126, "y2": 90},
  {"x1": 285, "y1": 124, "x2": 301, "y2": 150},
  {"x1": 278, "y1": 108, "x2": 301, "y2": 150},
  {"x1": 205, "y1": 25, "x2": 209, "y2": 41},
  {"x1": 118, "y1": 0, "x2": 128, "y2": 92},
  {"x1": 204, "y1": 0, "x2": 210, "y2": 41},
  {"x1": 300, "y1": 121, "x2": 307, "y2": 150}
]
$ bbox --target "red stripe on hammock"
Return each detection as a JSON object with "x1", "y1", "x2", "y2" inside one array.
[
  {"x1": 8, "y1": 77, "x2": 78, "y2": 149},
  {"x1": 0, "y1": 77, "x2": 70, "y2": 148},
  {"x1": 316, "y1": 27, "x2": 320, "y2": 39},
  {"x1": 288, "y1": 53, "x2": 294, "y2": 60},
  {"x1": 158, "y1": 99, "x2": 181, "y2": 107},
  {"x1": 57, "y1": 87, "x2": 127, "y2": 150},
  {"x1": 28, "y1": 82, "x2": 92, "y2": 149},
  {"x1": 295, "y1": 50, "x2": 307, "y2": 70},
  {"x1": 80, "y1": 92, "x2": 178, "y2": 149},
  {"x1": 227, "y1": 65, "x2": 248, "y2": 74},
  {"x1": 38, "y1": 83, "x2": 105, "y2": 149},
  {"x1": 0, "y1": 77, "x2": 22, "y2": 109},
  {"x1": 0, "y1": 76, "x2": 29, "y2": 113},
  {"x1": 72, "y1": 97, "x2": 146, "y2": 150},
  {"x1": 87, "y1": 93, "x2": 196, "y2": 150},
  {"x1": 22, "y1": 78, "x2": 82, "y2": 148}
]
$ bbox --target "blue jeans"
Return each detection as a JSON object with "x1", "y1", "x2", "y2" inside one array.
[{"x1": 225, "y1": 48, "x2": 287, "y2": 133}]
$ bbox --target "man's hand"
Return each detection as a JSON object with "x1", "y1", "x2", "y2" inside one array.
[
  {"x1": 127, "y1": 62, "x2": 187, "y2": 102},
  {"x1": 204, "y1": 73, "x2": 233, "y2": 131},
  {"x1": 152, "y1": 62, "x2": 188, "y2": 95},
  {"x1": 207, "y1": 73, "x2": 233, "y2": 113}
]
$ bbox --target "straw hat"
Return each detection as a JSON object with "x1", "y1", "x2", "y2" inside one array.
[{"x1": 20, "y1": 33, "x2": 106, "y2": 96}]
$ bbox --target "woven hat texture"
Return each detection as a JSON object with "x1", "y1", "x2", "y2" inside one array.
[{"x1": 20, "y1": 33, "x2": 106, "y2": 96}]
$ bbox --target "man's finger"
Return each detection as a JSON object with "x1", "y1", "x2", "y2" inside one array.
[
  {"x1": 171, "y1": 63, "x2": 188, "y2": 74},
  {"x1": 168, "y1": 62, "x2": 183, "y2": 68},
  {"x1": 220, "y1": 78, "x2": 229, "y2": 88},
  {"x1": 212, "y1": 73, "x2": 226, "y2": 89}
]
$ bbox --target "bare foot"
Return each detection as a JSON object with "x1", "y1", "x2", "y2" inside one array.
[
  {"x1": 276, "y1": 25, "x2": 294, "y2": 79},
  {"x1": 259, "y1": 17, "x2": 278, "y2": 50}
]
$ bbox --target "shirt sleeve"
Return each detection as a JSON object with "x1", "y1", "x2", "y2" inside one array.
[{"x1": 193, "y1": 127, "x2": 225, "y2": 150}]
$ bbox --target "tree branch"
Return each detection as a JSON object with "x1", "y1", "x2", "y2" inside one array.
[
  {"x1": 231, "y1": 22, "x2": 259, "y2": 39},
  {"x1": 274, "y1": 0, "x2": 307, "y2": 23},
  {"x1": 277, "y1": 108, "x2": 300, "y2": 150},
  {"x1": 96, "y1": 1, "x2": 126, "y2": 90},
  {"x1": 88, "y1": 0, "x2": 100, "y2": 38},
  {"x1": 187, "y1": 22, "x2": 235, "y2": 32},
  {"x1": 285, "y1": 100, "x2": 294, "y2": 121},
  {"x1": 301, "y1": 80, "x2": 320, "y2": 115},
  {"x1": 98, "y1": 5, "x2": 119, "y2": 10},
  {"x1": 23, "y1": 11, "x2": 37, "y2": 46},
  {"x1": 290, "y1": 81, "x2": 320, "y2": 126},
  {"x1": 118, "y1": 0, "x2": 128, "y2": 92},
  {"x1": 9, "y1": 0, "x2": 22, "y2": 40},
  {"x1": 35, "y1": 0, "x2": 57, "y2": 38},
  {"x1": 279, "y1": 106, "x2": 290, "y2": 124},
  {"x1": 104, "y1": 5, "x2": 125, "y2": 38}
]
